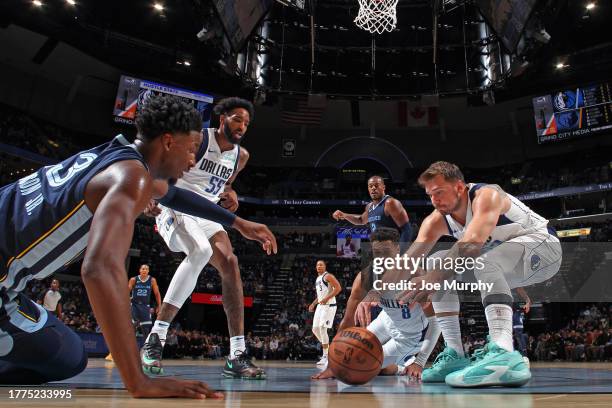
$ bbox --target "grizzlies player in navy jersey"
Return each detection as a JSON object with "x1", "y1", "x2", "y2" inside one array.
[
  {"x1": 129, "y1": 264, "x2": 161, "y2": 340},
  {"x1": 330, "y1": 176, "x2": 412, "y2": 331},
  {"x1": 0, "y1": 94, "x2": 276, "y2": 398},
  {"x1": 397, "y1": 161, "x2": 561, "y2": 387},
  {"x1": 142, "y1": 98, "x2": 265, "y2": 379},
  {"x1": 106, "y1": 264, "x2": 161, "y2": 362}
]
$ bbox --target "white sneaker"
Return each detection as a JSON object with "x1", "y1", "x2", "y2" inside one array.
[{"x1": 316, "y1": 355, "x2": 328, "y2": 367}]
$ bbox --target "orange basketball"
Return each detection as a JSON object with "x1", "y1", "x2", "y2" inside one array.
[{"x1": 328, "y1": 327, "x2": 383, "y2": 385}]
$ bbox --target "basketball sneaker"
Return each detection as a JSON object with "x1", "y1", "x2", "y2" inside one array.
[
  {"x1": 445, "y1": 342, "x2": 531, "y2": 388},
  {"x1": 140, "y1": 333, "x2": 164, "y2": 375},
  {"x1": 222, "y1": 351, "x2": 266, "y2": 379},
  {"x1": 421, "y1": 346, "x2": 470, "y2": 383},
  {"x1": 316, "y1": 355, "x2": 328, "y2": 367}
]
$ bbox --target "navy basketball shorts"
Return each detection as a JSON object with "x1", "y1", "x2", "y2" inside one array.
[
  {"x1": 0, "y1": 293, "x2": 87, "y2": 384},
  {"x1": 131, "y1": 303, "x2": 151, "y2": 326}
]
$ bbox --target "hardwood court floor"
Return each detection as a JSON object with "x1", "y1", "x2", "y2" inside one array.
[{"x1": 0, "y1": 360, "x2": 610, "y2": 408}]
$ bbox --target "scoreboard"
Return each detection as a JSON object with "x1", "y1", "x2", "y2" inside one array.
[{"x1": 533, "y1": 81, "x2": 612, "y2": 144}]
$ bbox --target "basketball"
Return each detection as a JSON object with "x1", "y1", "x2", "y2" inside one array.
[{"x1": 328, "y1": 327, "x2": 383, "y2": 385}]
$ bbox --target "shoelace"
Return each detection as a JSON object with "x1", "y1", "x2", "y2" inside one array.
[
  {"x1": 233, "y1": 350, "x2": 256, "y2": 367},
  {"x1": 431, "y1": 349, "x2": 454, "y2": 368},
  {"x1": 145, "y1": 336, "x2": 163, "y2": 358},
  {"x1": 470, "y1": 345, "x2": 491, "y2": 363}
]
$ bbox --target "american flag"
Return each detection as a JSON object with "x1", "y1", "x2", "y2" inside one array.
[{"x1": 281, "y1": 94, "x2": 326, "y2": 126}]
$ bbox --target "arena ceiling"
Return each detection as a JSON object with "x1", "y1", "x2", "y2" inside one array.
[{"x1": 1, "y1": 1, "x2": 610, "y2": 102}]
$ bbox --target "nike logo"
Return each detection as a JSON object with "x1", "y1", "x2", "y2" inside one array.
[
  {"x1": 227, "y1": 361, "x2": 233, "y2": 369},
  {"x1": 208, "y1": 149, "x2": 216, "y2": 153}
]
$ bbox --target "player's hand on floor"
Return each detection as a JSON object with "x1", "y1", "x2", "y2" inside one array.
[
  {"x1": 311, "y1": 367, "x2": 335, "y2": 380},
  {"x1": 219, "y1": 190, "x2": 239, "y2": 212},
  {"x1": 354, "y1": 301, "x2": 378, "y2": 327},
  {"x1": 143, "y1": 200, "x2": 162, "y2": 217},
  {"x1": 130, "y1": 377, "x2": 224, "y2": 399},
  {"x1": 234, "y1": 219, "x2": 278, "y2": 255},
  {"x1": 402, "y1": 363, "x2": 423, "y2": 381}
]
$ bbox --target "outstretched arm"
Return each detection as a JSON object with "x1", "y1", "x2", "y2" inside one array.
[
  {"x1": 332, "y1": 205, "x2": 369, "y2": 225},
  {"x1": 82, "y1": 162, "x2": 155, "y2": 394},
  {"x1": 83, "y1": 161, "x2": 221, "y2": 399},
  {"x1": 151, "y1": 180, "x2": 277, "y2": 255}
]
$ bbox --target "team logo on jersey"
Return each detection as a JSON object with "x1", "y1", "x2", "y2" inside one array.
[
  {"x1": 165, "y1": 217, "x2": 174, "y2": 231},
  {"x1": 530, "y1": 254, "x2": 541, "y2": 271}
]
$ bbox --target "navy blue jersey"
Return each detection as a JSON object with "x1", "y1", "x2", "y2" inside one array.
[
  {"x1": 131, "y1": 276, "x2": 152, "y2": 305},
  {"x1": 367, "y1": 195, "x2": 400, "y2": 233},
  {"x1": 513, "y1": 309, "x2": 525, "y2": 329},
  {"x1": 0, "y1": 135, "x2": 147, "y2": 316}
]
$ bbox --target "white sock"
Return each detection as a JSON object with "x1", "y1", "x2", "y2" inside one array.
[
  {"x1": 230, "y1": 335, "x2": 246, "y2": 358},
  {"x1": 437, "y1": 315, "x2": 464, "y2": 357},
  {"x1": 484, "y1": 304, "x2": 514, "y2": 352},
  {"x1": 148, "y1": 320, "x2": 170, "y2": 347},
  {"x1": 415, "y1": 316, "x2": 442, "y2": 367}
]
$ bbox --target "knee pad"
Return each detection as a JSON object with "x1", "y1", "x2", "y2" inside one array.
[
  {"x1": 163, "y1": 247, "x2": 212, "y2": 308},
  {"x1": 431, "y1": 289, "x2": 460, "y2": 314},
  {"x1": 319, "y1": 328, "x2": 329, "y2": 345}
]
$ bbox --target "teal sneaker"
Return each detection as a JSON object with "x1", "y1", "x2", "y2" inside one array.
[
  {"x1": 422, "y1": 346, "x2": 470, "y2": 383},
  {"x1": 445, "y1": 342, "x2": 531, "y2": 388}
]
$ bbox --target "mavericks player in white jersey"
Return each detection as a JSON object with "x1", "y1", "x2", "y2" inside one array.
[
  {"x1": 141, "y1": 97, "x2": 265, "y2": 379},
  {"x1": 356, "y1": 228, "x2": 435, "y2": 377},
  {"x1": 398, "y1": 161, "x2": 562, "y2": 387},
  {"x1": 308, "y1": 260, "x2": 342, "y2": 367}
]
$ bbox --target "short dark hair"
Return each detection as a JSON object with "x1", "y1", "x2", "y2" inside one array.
[
  {"x1": 135, "y1": 94, "x2": 202, "y2": 141},
  {"x1": 316, "y1": 259, "x2": 326, "y2": 266},
  {"x1": 370, "y1": 227, "x2": 399, "y2": 243},
  {"x1": 418, "y1": 161, "x2": 465, "y2": 186},
  {"x1": 368, "y1": 175, "x2": 385, "y2": 184},
  {"x1": 213, "y1": 97, "x2": 255, "y2": 120}
]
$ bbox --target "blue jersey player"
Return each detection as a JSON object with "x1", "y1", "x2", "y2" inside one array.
[
  {"x1": 128, "y1": 264, "x2": 161, "y2": 340},
  {"x1": 0, "y1": 94, "x2": 277, "y2": 398}
]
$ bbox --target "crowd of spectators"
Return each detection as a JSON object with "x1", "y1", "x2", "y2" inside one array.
[
  {"x1": 530, "y1": 304, "x2": 611, "y2": 362},
  {"x1": 0, "y1": 103, "x2": 87, "y2": 160}
]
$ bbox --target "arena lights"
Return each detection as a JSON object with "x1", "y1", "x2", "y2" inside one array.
[
  {"x1": 555, "y1": 62, "x2": 568, "y2": 70},
  {"x1": 32, "y1": 0, "x2": 43, "y2": 7},
  {"x1": 153, "y1": 2, "x2": 164, "y2": 12},
  {"x1": 66, "y1": 0, "x2": 76, "y2": 5},
  {"x1": 586, "y1": 2, "x2": 596, "y2": 10}
]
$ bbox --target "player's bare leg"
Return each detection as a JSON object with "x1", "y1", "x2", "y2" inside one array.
[{"x1": 209, "y1": 232, "x2": 265, "y2": 379}]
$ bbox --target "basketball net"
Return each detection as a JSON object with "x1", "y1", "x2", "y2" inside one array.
[{"x1": 354, "y1": 0, "x2": 398, "y2": 34}]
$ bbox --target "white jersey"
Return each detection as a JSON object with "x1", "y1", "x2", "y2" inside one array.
[
  {"x1": 315, "y1": 272, "x2": 336, "y2": 304},
  {"x1": 378, "y1": 294, "x2": 426, "y2": 333},
  {"x1": 443, "y1": 183, "x2": 550, "y2": 251},
  {"x1": 175, "y1": 128, "x2": 240, "y2": 204},
  {"x1": 42, "y1": 289, "x2": 61, "y2": 312}
]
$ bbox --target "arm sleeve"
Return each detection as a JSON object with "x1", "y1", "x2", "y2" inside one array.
[{"x1": 158, "y1": 185, "x2": 237, "y2": 227}]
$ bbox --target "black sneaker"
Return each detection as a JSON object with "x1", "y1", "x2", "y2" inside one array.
[
  {"x1": 140, "y1": 333, "x2": 164, "y2": 375},
  {"x1": 222, "y1": 351, "x2": 266, "y2": 379}
]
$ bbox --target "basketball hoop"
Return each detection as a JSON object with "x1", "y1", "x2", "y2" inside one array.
[{"x1": 354, "y1": 0, "x2": 398, "y2": 34}]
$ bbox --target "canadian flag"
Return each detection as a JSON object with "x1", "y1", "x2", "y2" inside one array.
[{"x1": 398, "y1": 101, "x2": 438, "y2": 127}]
